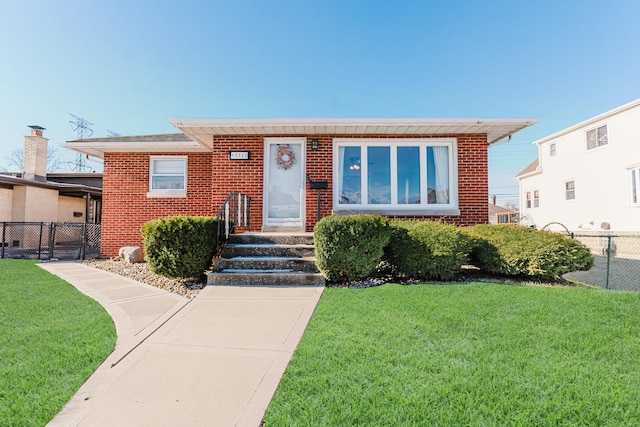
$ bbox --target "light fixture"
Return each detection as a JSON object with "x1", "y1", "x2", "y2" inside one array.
[
  {"x1": 311, "y1": 139, "x2": 319, "y2": 150},
  {"x1": 349, "y1": 157, "x2": 361, "y2": 170}
]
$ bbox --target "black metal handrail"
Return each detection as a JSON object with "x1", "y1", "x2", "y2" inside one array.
[{"x1": 214, "y1": 191, "x2": 252, "y2": 248}]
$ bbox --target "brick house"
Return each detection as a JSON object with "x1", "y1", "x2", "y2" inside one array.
[
  {"x1": 63, "y1": 118, "x2": 536, "y2": 257},
  {"x1": 0, "y1": 127, "x2": 102, "y2": 224}
]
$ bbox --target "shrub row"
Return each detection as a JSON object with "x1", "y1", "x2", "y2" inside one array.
[
  {"x1": 464, "y1": 224, "x2": 594, "y2": 278},
  {"x1": 141, "y1": 216, "x2": 220, "y2": 279},
  {"x1": 314, "y1": 216, "x2": 593, "y2": 282}
]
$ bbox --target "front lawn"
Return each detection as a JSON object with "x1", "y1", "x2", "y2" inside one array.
[
  {"x1": 266, "y1": 283, "x2": 640, "y2": 425},
  {"x1": 0, "y1": 260, "x2": 116, "y2": 426}
]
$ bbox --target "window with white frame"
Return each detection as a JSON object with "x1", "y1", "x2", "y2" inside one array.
[
  {"x1": 526, "y1": 190, "x2": 539, "y2": 208},
  {"x1": 565, "y1": 180, "x2": 575, "y2": 200},
  {"x1": 630, "y1": 167, "x2": 640, "y2": 206},
  {"x1": 148, "y1": 156, "x2": 187, "y2": 197},
  {"x1": 586, "y1": 124, "x2": 608, "y2": 150},
  {"x1": 334, "y1": 139, "x2": 457, "y2": 212},
  {"x1": 550, "y1": 142, "x2": 556, "y2": 156}
]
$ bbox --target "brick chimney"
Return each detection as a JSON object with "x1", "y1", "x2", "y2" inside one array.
[
  {"x1": 491, "y1": 195, "x2": 497, "y2": 205},
  {"x1": 23, "y1": 125, "x2": 48, "y2": 182}
]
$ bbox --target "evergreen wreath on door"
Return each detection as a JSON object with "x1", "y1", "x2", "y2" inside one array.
[{"x1": 275, "y1": 145, "x2": 296, "y2": 170}]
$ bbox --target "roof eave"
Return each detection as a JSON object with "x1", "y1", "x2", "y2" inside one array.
[
  {"x1": 532, "y1": 98, "x2": 640, "y2": 145},
  {"x1": 60, "y1": 140, "x2": 210, "y2": 159}
]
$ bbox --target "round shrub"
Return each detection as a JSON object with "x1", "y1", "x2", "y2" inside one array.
[
  {"x1": 385, "y1": 220, "x2": 471, "y2": 280},
  {"x1": 464, "y1": 224, "x2": 594, "y2": 279},
  {"x1": 141, "y1": 216, "x2": 219, "y2": 279},
  {"x1": 314, "y1": 215, "x2": 391, "y2": 282}
]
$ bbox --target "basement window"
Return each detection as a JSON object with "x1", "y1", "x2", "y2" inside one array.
[{"x1": 148, "y1": 156, "x2": 187, "y2": 198}]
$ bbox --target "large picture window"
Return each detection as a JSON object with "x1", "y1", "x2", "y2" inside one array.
[
  {"x1": 148, "y1": 156, "x2": 187, "y2": 198},
  {"x1": 334, "y1": 139, "x2": 457, "y2": 213}
]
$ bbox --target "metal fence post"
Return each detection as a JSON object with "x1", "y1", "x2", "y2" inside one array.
[
  {"x1": 605, "y1": 236, "x2": 612, "y2": 290},
  {"x1": 1, "y1": 222, "x2": 5, "y2": 259},
  {"x1": 38, "y1": 222, "x2": 44, "y2": 259},
  {"x1": 48, "y1": 223, "x2": 55, "y2": 260}
]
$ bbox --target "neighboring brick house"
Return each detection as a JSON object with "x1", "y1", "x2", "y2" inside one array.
[
  {"x1": 0, "y1": 127, "x2": 102, "y2": 225},
  {"x1": 63, "y1": 118, "x2": 536, "y2": 257}
]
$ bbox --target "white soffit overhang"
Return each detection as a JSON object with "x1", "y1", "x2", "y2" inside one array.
[
  {"x1": 61, "y1": 137, "x2": 209, "y2": 159},
  {"x1": 169, "y1": 118, "x2": 538, "y2": 149}
]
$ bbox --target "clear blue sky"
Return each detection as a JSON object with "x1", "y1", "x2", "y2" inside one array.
[{"x1": 1, "y1": 0, "x2": 638, "y2": 205}]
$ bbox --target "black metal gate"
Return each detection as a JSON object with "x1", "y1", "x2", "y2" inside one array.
[{"x1": 0, "y1": 222, "x2": 101, "y2": 260}]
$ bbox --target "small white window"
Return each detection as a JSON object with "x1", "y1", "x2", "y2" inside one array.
[
  {"x1": 148, "y1": 156, "x2": 187, "y2": 198},
  {"x1": 630, "y1": 167, "x2": 640, "y2": 206},
  {"x1": 526, "y1": 190, "x2": 539, "y2": 209},
  {"x1": 550, "y1": 143, "x2": 556, "y2": 157},
  {"x1": 586, "y1": 124, "x2": 608, "y2": 150},
  {"x1": 565, "y1": 180, "x2": 575, "y2": 200}
]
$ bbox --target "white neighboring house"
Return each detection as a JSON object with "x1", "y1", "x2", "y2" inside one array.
[{"x1": 517, "y1": 99, "x2": 640, "y2": 234}]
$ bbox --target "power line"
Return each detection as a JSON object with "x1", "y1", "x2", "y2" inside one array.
[{"x1": 69, "y1": 113, "x2": 94, "y2": 172}]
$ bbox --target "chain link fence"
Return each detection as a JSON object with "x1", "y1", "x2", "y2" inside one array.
[
  {"x1": 564, "y1": 234, "x2": 640, "y2": 291},
  {"x1": 1, "y1": 222, "x2": 101, "y2": 261}
]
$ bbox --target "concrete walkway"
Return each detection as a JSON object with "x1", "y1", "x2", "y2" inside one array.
[{"x1": 39, "y1": 262, "x2": 324, "y2": 427}]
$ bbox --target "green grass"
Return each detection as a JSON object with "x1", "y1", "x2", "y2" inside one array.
[
  {"x1": 266, "y1": 283, "x2": 640, "y2": 426},
  {"x1": 0, "y1": 260, "x2": 116, "y2": 426}
]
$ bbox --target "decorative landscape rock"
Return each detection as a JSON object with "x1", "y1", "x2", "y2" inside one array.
[
  {"x1": 85, "y1": 259, "x2": 204, "y2": 299},
  {"x1": 118, "y1": 246, "x2": 144, "y2": 264}
]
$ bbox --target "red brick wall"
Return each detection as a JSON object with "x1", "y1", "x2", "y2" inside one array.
[
  {"x1": 101, "y1": 152, "x2": 213, "y2": 257},
  {"x1": 100, "y1": 134, "x2": 489, "y2": 256}
]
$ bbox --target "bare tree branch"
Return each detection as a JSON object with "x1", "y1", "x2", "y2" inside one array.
[{"x1": 6, "y1": 147, "x2": 63, "y2": 172}]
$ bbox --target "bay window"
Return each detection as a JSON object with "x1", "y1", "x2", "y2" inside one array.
[{"x1": 334, "y1": 138, "x2": 458, "y2": 214}]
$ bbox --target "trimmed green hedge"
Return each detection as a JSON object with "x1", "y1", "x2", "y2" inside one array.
[
  {"x1": 314, "y1": 215, "x2": 391, "y2": 282},
  {"x1": 464, "y1": 224, "x2": 594, "y2": 279},
  {"x1": 385, "y1": 220, "x2": 471, "y2": 281},
  {"x1": 141, "y1": 216, "x2": 219, "y2": 279}
]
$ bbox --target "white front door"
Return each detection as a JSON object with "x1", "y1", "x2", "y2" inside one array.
[{"x1": 264, "y1": 138, "x2": 305, "y2": 229}]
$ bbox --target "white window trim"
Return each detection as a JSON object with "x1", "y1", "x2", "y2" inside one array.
[
  {"x1": 549, "y1": 142, "x2": 556, "y2": 157},
  {"x1": 565, "y1": 179, "x2": 576, "y2": 201},
  {"x1": 629, "y1": 166, "x2": 640, "y2": 207},
  {"x1": 147, "y1": 156, "x2": 188, "y2": 198},
  {"x1": 332, "y1": 138, "x2": 459, "y2": 215},
  {"x1": 525, "y1": 189, "x2": 539, "y2": 209},
  {"x1": 585, "y1": 122, "x2": 609, "y2": 152}
]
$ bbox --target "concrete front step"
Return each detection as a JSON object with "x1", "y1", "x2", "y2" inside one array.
[
  {"x1": 222, "y1": 244, "x2": 315, "y2": 258},
  {"x1": 209, "y1": 232, "x2": 325, "y2": 287},
  {"x1": 214, "y1": 256, "x2": 319, "y2": 272},
  {"x1": 207, "y1": 270, "x2": 325, "y2": 286},
  {"x1": 227, "y1": 233, "x2": 314, "y2": 246}
]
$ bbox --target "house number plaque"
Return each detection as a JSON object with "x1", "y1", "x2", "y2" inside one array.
[{"x1": 229, "y1": 151, "x2": 250, "y2": 160}]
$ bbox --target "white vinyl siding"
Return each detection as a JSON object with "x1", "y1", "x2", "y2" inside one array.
[{"x1": 518, "y1": 100, "x2": 640, "y2": 232}]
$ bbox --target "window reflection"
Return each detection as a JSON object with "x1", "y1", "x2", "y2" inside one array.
[
  {"x1": 397, "y1": 147, "x2": 420, "y2": 204},
  {"x1": 367, "y1": 146, "x2": 391, "y2": 204},
  {"x1": 338, "y1": 146, "x2": 361, "y2": 204}
]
